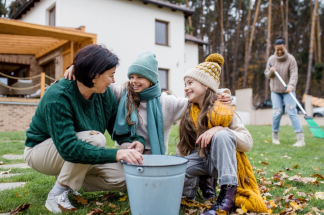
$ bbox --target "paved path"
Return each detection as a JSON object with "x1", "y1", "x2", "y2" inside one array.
[
  {"x1": 0, "y1": 213, "x2": 10, "y2": 215},
  {"x1": 0, "y1": 163, "x2": 30, "y2": 169},
  {"x1": 0, "y1": 182, "x2": 26, "y2": 191},
  {"x1": 0, "y1": 174, "x2": 22, "y2": 178},
  {"x1": 2, "y1": 155, "x2": 24, "y2": 160}
]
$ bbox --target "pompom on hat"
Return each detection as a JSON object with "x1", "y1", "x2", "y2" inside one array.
[{"x1": 184, "y1": 53, "x2": 224, "y2": 93}]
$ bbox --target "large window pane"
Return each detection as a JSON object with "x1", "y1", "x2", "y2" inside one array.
[
  {"x1": 158, "y1": 69, "x2": 168, "y2": 90},
  {"x1": 155, "y1": 21, "x2": 168, "y2": 45}
]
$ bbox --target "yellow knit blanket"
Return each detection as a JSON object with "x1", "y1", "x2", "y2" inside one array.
[{"x1": 189, "y1": 101, "x2": 270, "y2": 213}]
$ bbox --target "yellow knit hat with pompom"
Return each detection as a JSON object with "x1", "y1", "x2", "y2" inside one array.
[{"x1": 184, "y1": 53, "x2": 224, "y2": 92}]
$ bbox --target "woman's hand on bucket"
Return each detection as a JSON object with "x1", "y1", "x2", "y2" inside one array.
[
  {"x1": 127, "y1": 141, "x2": 144, "y2": 154},
  {"x1": 64, "y1": 65, "x2": 76, "y2": 81},
  {"x1": 116, "y1": 149, "x2": 143, "y2": 164}
]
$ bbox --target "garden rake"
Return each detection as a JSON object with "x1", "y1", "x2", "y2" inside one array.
[{"x1": 269, "y1": 63, "x2": 324, "y2": 138}]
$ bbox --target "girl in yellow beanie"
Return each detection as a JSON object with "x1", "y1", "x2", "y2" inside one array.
[{"x1": 179, "y1": 54, "x2": 269, "y2": 214}]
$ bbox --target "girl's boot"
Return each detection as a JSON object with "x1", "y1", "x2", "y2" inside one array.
[
  {"x1": 198, "y1": 175, "x2": 215, "y2": 200},
  {"x1": 199, "y1": 185, "x2": 237, "y2": 215}
]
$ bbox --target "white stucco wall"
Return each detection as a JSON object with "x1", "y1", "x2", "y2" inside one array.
[
  {"x1": 184, "y1": 41, "x2": 199, "y2": 72},
  {"x1": 20, "y1": 0, "x2": 187, "y2": 97},
  {"x1": 20, "y1": 0, "x2": 57, "y2": 25}
]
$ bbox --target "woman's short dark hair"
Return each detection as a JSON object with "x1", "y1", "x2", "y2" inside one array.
[
  {"x1": 274, "y1": 36, "x2": 285, "y2": 46},
  {"x1": 73, "y1": 45, "x2": 119, "y2": 88}
]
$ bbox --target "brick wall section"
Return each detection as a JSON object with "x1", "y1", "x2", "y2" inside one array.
[{"x1": 0, "y1": 104, "x2": 37, "y2": 132}]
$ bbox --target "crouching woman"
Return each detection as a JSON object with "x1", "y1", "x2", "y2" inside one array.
[
  {"x1": 178, "y1": 54, "x2": 270, "y2": 214},
  {"x1": 24, "y1": 45, "x2": 142, "y2": 213}
]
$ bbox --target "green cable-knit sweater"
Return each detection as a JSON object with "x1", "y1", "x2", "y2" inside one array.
[{"x1": 25, "y1": 79, "x2": 145, "y2": 165}]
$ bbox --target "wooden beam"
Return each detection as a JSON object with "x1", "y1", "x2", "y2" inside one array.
[
  {"x1": 0, "y1": 18, "x2": 96, "y2": 42},
  {"x1": 35, "y1": 40, "x2": 68, "y2": 59},
  {"x1": 70, "y1": 41, "x2": 74, "y2": 65},
  {"x1": 0, "y1": 49, "x2": 37, "y2": 54},
  {"x1": 40, "y1": 71, "x2": 45, "y2": 98}
]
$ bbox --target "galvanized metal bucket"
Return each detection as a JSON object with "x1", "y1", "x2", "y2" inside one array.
[{"x1": 122, "y1": 155, "x2": 188, "y2": 215}]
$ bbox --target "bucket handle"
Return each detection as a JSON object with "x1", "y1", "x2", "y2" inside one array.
[{"x1": 121, "y1": 160, "x2": 144, "y2": 173}]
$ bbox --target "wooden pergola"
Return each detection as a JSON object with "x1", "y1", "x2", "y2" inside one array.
[{"x1": 0, "y1": 18, "x2": 97, "y2": 97}]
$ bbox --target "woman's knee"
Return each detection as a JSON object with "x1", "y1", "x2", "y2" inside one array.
[
  {"x1": 76, "y1": 131, "x2": 107, "y2": 148},
  {"x1": 273, "y1": 108, "x2": 283, "y2": 118}
]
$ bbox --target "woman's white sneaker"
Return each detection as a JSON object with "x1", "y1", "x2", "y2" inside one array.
[
  {"x1": 293, "y1": 134, "x2": 305, "y2": 147},
  {"x1": 272, "y1": 133, "x2": 280, "y2": 144},
  {"x1": 45, "y1": 191, "x2": 76, "y2": 213}
]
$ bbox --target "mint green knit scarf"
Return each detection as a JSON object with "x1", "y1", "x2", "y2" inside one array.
[{"x1": 112, "y1": 83, "x2": 165, "y2": 155}]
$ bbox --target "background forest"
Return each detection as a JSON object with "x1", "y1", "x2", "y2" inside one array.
[{"x1": 1, "y1": 0, "x2": 323, "y2": 104}]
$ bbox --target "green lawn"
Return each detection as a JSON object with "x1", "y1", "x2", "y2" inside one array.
[{"x1": 0, "y1": 125, "x2": 323, "y2": 214}]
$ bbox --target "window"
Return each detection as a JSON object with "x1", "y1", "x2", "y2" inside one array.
[
  {"x1": 49, "y1": 6, "x2": 55, "y2": 26},
  {"x1": 155, "y1": 20, "x2": 168, "y2": 46},
  {"x1": 158, "y1": 69, "x2": 168, "y2": 91}
]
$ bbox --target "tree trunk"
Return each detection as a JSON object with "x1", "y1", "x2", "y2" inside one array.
[
  {"x1": 198, "y1": 0, "x2": 205, "y2": 63},
  {"x1": 212, "y1": 0, "x2": 218, "y2": 53},
  {"x1": 185, "y1": 0, "x2": 193, "y2": 36},
  {"x1": 265, "y1": 0, "x2": 272, "y2": 100},
  {"x1": 285, "y1": 0, "x2": 288, "y2": 50},
  {"x1": 244, "y1": 0, "x2": 252, "y2": 76},
  {"x1": 232, "y1": 0, "x2": 242, "y2": 92},
  {"x1": 317, "y1": 11, "x2": 321, "y2": 63},
  {"x1": 305, "y1": 0, "x2": 318, "y2": 95},
  {"x1": 280, "y1": 0, "x2": 286, "y2": 38},
  {"x1": 220, "y1": 0, "x2": 225, "y2": 88},
  {"x1": 243, "y1": 0, "x2": 261, "y2": 89}
]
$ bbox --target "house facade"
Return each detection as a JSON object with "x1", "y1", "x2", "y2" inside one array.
[{"x1": 13, "y1": 0, "x2": 206, "y2": 97}]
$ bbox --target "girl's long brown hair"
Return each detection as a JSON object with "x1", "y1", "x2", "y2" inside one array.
[
  {"x1": 178, "y1": 88, "x2": 217, "y2": 157},
  {"x1": 125, "y1": 81, "x2": 141, "y2": 125}
]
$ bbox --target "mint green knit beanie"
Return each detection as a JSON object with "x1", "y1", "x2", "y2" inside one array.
[{"x1": 128, "y1": 52, "x2": 159, "y2": 84}]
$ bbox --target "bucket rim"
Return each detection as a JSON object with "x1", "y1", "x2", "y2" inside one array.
[{"x1": 121, "y1": 155, "x2": 189, "y2": 167}]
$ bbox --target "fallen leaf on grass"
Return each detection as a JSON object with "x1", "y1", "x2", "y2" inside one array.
[
  {"x1": 312, "y1": 207, "x2": 321, "y2": 215},
  {"x1": 281, "y1": 155, "x2": 291, "y2": 159},
  {"x1": 273, "y1": 173, "x2": 282, "y2": 181},
  {"x1": 260, "y1": 161, "x2": 269, "y2": 166},
  {"x1": 217, "y1": 208, "x2": 227, "y2": 215},
  {"x1": 101, "y1": 192, "x2": 116, "y2": 201},
  {"x1": 284, "y1": 187, "x2": 297, "y2": 195},
  {"x1": 122, "y1": 209, "x2": 130, "y2": 215},
  {"x1": 10, "y1": 203, "x2": 30, "y2": 215},
  {"x1": 107, "y1": 213, "x2": 117, "y2": 215},
  {"x1": 188, "y1": 209, "x2": 197, "y2": 214},
  {"x1": 296, "y1": 191, "x2": 307, "y2": 197},
  {"x1": 273, "y1": 181, "x2": 285, "y2": 187},
  {"x1": 109, "y1": 203, "x2": 116, "y2": 208},
  {"x1": 290, "y1": 202, "x2": 302, "y2": 210},
  {"x1": 181, "y1": 198, "x2": 211, "y2": 209},
  {"x1": 15, "y1": 193, "x2": 21, "y2": 198},
  {"x1": 280, "y1": 208, "x2": 294, "y2": 215},
  {"x1": 90, "y1": 130, "x2": 100, "y2": 135},
  {"x1": 74, "y1": 196, "x2": 88, "y2": 205},
  {"x1": 204, "y1": 200, "x2": 213, "y2": 206},
  {"x1": 119, "y1": 196, "x2": 127, "y2": 202},
  {"x1": 0, "y1": 161, "x2": 3, "y2": 165},
  {"x1": 280, "y1": 172, "x2": 290, "y2": 179},
  {"x1": 293, "y1": 165, "x2": 299, "y2": 169},
  {"x1": 274, "y1": 196, "x2": 281, "y2": 203},
  {"x1": 58, "y1": 204, "x2": 77, "y2": 212},
  {"x1": 314, "y1": 192, "x2": 324, "y2": 200},
  {"x1": 86, "y1": 201, "x2": 95, "y2": 207},
  {"x1": 313, "y1": 167, "x2": 320, "y2": 171},
  {"x1": 95, "y1": 202, "x2": 103, "y2": 206},
  {"x1": 312, "y1": 174, "x2": 324, "y2": 180},
  {"x1": 304, "y1": 213, "x2": 314, "y2": 215},
  {"x1": 86, "y1": 208, "x2": 104, "y2": 215}
]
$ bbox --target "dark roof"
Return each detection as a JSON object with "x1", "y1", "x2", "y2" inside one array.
[
  {"x1": 11, "y1": 0, "x2": 195, "y2": 20},
  {"x1": 185, "y1": 34, "x2": 208, "y2": 45},
  {"x1": 138, "y1": 0, "x2": 195, "y2": 17},
  {"x1": 10, "y1": 0, "x2": 40, "y2": 19}
]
